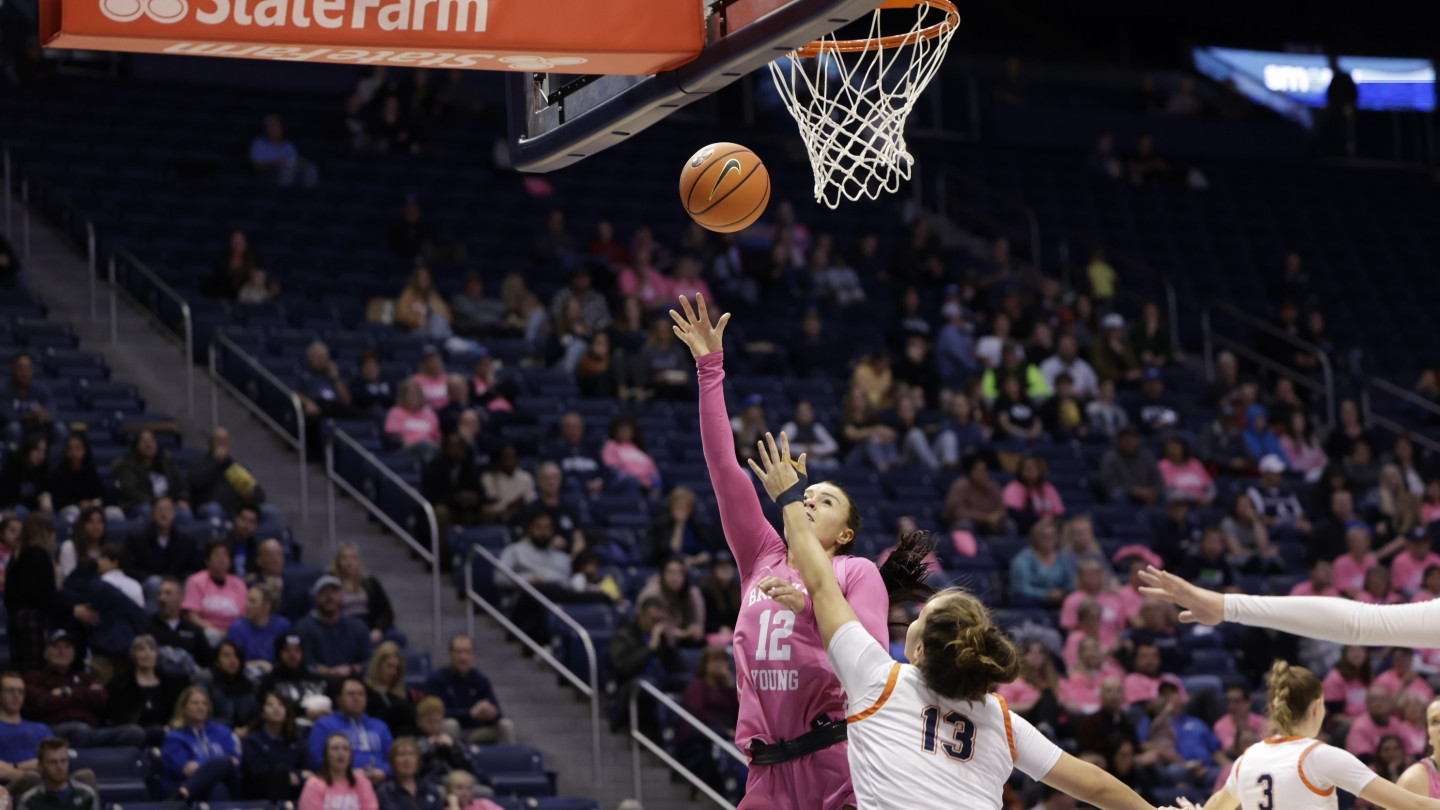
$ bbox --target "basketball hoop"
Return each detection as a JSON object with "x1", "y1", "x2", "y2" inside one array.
[{"x1": 769, "y1": 0, "x2": 959, "y2": 208}]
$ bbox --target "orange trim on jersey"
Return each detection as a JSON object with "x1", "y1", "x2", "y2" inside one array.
[
  {"x1": 846, "y1": 663, "x2": 901, "y2": 723},
  {"x1": 993, "y1": 693, "x2": 1017, "y2": 761},
  {"x1": 1263, "y1": 735, "x2": 1305, "y2": 744},
  {"x1": 1298, "y1": 740, "x2": 1336, "y2": 796}
]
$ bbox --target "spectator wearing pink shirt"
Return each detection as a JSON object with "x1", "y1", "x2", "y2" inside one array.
[
  {"x1": 1411, "y1": 565, "x2": 1440, "y2": 602},
  {"x1": 1346, "y1": 685, "x2": 1405, "y2": 760},
  {"x1": 1212, "y1": 684, "x2": 1267, "y2": 749},
  {"x1": 1060, "y1": 560, "x2": 1125, "y2": 640},
  {"x1": 1114, "y1": 554, "x2": 1155, "y2": 628},
  {"x1": 1423, "y1": 479, "x2": 1440, "y2": 525},
  {"x1": 1279, "y1": 411, "x2": 1329, "y2": 478},
  {"x1": 1291, "y1": 558, "x2": 1343, "y2": 596},
  {"x1": 1157, "y1": 438, "x2": 1216, "y2": 505},
  {"x1": 1122, "y1": 641, "x2": 1187, "y2": 707},
  {"x1": 616, "y1": 250, "x2": 673, "y2": 311},
  {"x1": 384, "y1": 380, "x2": 442, "y2": 462},
  {"x1": 1355, "y1": 566, "x2": 1404, "y2": 605},
  {"x1": 1059, "y1": 636, "x2": 1126, "y2": 715},
  {"x1": 1372, "y1": 648, "x2": 1434, "y2": 703},
  {"x1": 1334, "y1": 524, "x2": 1379, "y2": 597},
  {"x1": 669, "y1": 256, "x2": 714, "y2": 304},
  {"x1": 996, "y1": 639, "x2": 1059, "y2": 723},
  {"x1": 1001, "y1": 456, "x2": 1066, "y2": 531},
  {"x1": 1062, "y1": 600, "x2": 1119, "y2": 669},
  {"x1": 601, "y1": 415, "x2": 662, "y2": 493},
  {"x1": 1323, "y1": 644, "x2": 1374, "y2": 723},
  {"x1": 410, "y1": 347, "x2": 451, "y2": 411},
  {"x1": 1393, "y1": 692, "x2": 1429, "y2": 757},
  {"x1": 1391, "y1": 527, "x2": 1440, "y2": 594},
  {"x1": 182, "y1": 540, "x2": 250, "y2": 645}
]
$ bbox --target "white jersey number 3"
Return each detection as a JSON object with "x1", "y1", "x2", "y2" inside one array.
[{"x1": 754, "y1": 609, "x2": 795, "y2": 661}]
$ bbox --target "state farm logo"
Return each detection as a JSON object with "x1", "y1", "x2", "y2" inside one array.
[{"x1": 101, "y1": 0, "x2": 187, "y2": 23}]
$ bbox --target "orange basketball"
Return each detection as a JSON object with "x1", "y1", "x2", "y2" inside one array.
[{"x1": 679, "y1": 143, "x2": 771, "y2": 233}]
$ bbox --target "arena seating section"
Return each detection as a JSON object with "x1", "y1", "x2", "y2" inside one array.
[{"x1": 5, "y1": 71, "x2": 1440, "y2": 807}]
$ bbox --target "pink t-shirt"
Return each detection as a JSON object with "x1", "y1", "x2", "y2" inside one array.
[
  {"x1": 1001, "y1": 481, "x2": 1066, "y2": 519},
  {"x1": 1392, "y1": 552, "x2": 1440, "y2": 593},
  {"x1": 1059, "y1": 590, "x2": 1125, "y2": 636},
  {"x1": 997, "y1": 678, "x2": 1043, "y2": 708},
  {"x1": 1158, "y1": 458, "x2": 1214, "y2": 501},
  {"x1": 1333, "y1": 553, "x2": 1378, "y2": 594},
  {"x1": 697, "y1": 352, "x2": 890, "y2": 752},
  {"x1": 1372, "y1": 669, "x2": 1435, "y2": 703},
  {"x1": 1123, "y1": 673, "x2": 1187, "y2": 707},
  {"x1": 1058, "y1": 664, "x2": 1126, "y2": 714},
  {"x1": 618, "y1": 267, "x2": 675, "y2": 310},
  {"x1": 182, "y1": 571, "x2": 248, "y2": 631},
  {"x1": 1290, "y1": 580, "x2": 1342, "y2": 597},
  {"x1": 384, "y1": 406, "x2": 441, "y2": 447},
  {"x1": 1346, "y1": 713, "x2": 1406, "y2": 758},
  {"x1": 1322, "y1": 670, "x2": 1371, "y2": 718},
  {"x1": 297, "y1": 773, "x2": 379, "y2": 810},
  {"x1": 1212, "y1": 712, "x2": 1268, "y2": 749},
  {"x1": 1395, "y1": 720, "x2": 1428, "y2": 757},
  {"x1": 1426, "y1": 503, "x2": 1440, "y2": 526},
  {"x1": 1114, "y1": 584, "x2": 1144, "y2": 626},
  {"x1": 602, "y1": 440, "x2": 661, "y2": 487},
  {"x1": 412, "y1": 372, "x2": 450, "y2": 410},
  {"x1": 1062, "y1": 628, "x2": 1119, "y2": 670}
]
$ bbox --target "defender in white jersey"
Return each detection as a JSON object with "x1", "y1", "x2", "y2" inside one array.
[
  {"x1": 745, "y1": 433, "x2": 1169, "y2": 810},
  {"x1": 1191, "y1": 660, "x2": 1440, "y2": 810}
]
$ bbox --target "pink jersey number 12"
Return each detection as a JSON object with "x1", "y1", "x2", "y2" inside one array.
[{"x1": 754, "y1": 609, "x2": 796, "y2": 661}]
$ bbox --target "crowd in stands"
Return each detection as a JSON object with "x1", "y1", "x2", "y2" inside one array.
[{"x1": 0, "y1": 411, "x2": 516, "y2": 808}]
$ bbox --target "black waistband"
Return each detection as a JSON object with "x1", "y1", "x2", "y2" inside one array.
[{"x1": 748, "y1": 717, "x2": 848, "y2": 766}]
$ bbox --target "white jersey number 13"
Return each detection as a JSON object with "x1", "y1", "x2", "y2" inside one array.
[{"x1": 755, "y1": 609, "x2": 796, "y2": 661}]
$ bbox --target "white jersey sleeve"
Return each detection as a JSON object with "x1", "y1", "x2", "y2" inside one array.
[
  {"x1": 827, "y1": 620, "x2": 898, "y2": 714},
  {"x1": 1225, "y1": 594, "x2": 1440, "y2": 647},
  {"x1": 1300, "y1": 744, "x2": 1379, "y2": 797},
  {"x1": 1007, "y1": 709, "x2": 1064, "y2": 780}
]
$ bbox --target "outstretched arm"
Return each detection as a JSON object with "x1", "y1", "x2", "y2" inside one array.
[
  {"x1": 1139, "y1": 566, "x2": 1440, "y2": 647},
  {"x1": 672, "y1": 295, "x2": 783, "y2": 580},
  {"x1": 747, "y1": 432, "x2": 857, "y2": 648},
  {"x1": 1041, "y1": 753, "x2": 1159, "y2": 810}
]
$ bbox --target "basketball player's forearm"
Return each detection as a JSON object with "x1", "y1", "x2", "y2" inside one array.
[
  {"x1": 1225, "y1": 593, "x2": 1440, "y2": 647},
  {"x1": 695, "y1": 353, "x2": 772, "y2": 552},
  {"x1": 780, "y1": 502, "x2": 853, "y2": 638},
  {"x1": 1043, "y1": 755, "x2": 1155, "y2": 810}
]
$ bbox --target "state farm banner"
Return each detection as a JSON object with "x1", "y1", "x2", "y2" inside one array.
[{"x1": 40, "y1": 0, "x2": 705, "y2": 74}]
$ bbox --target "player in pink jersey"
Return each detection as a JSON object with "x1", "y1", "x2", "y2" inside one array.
[
  {"x1": 671, "y1": 295, "x2": 931, "y2": 810},
  {"x1": 1398, "y1": 698, "x2": 1440, "y2": 798}
]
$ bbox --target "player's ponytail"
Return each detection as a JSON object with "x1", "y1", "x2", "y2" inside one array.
[
  {"x1": 878, "y1": 530, "x2": 939, "y2": 607},
  {"x1": 1267, "y1": 659, "x2": 1323, "y2": 734},
  {"x1": 917, "y1": 588, "x2": 1020, "y2": 702}
]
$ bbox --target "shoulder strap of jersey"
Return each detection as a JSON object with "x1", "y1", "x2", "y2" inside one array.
[
  {"x1": 846, "y1": 663, "x2": 902, "y2": 723},
  {"x1": 1297, "y1": 740, "x2": 1336, "y2": 796},
  {"x1": 992, "y1": 693, "x2": 1017, "y2": 761}
]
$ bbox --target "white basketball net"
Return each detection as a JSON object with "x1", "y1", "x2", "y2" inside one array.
[{"x1": 769, "y1": 2, "x2": 958, "y2": 208}]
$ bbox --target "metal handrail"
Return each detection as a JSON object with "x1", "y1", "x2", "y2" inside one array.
[
  {"x1": 18, "y1": 173, "x2": 100, "y2": 321},
  {"x1": 1361, "y1": 377, "x2": 1440, "y2": 455},
  {"x1": 628, "y1": 679, "x2": 745, "y2": 809},
  {"x1": 109, "y1": 248, "x2": 194, "y2": 417},
  {"x1": 208, "y1": 333, "x2": 308, "y2": 523},
  {"x1": 1202, "y1": 299, "x2": 1335, "y2": 427},
  {"x1": 326, "y1": 429, "x2": 441, "y2": 650},
  {"x1": 462, "y1": 543, "x2": 602, "y2": 781}
]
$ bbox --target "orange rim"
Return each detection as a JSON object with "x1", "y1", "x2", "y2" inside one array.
[{"x1": 793, "y1": 0, "x2": 959, "y2": 58}]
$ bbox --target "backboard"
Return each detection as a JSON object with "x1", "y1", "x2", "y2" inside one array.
[{"x1": 505, "y1": 0, "x2": 890, "y2": 173}]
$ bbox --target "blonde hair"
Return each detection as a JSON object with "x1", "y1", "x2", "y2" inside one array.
[
  {"x1": 416, "y1": 696, "x2": 446, "y2": 721},
  {"x1": 328, "y1": 542, "x2": 369, "y2": 587},
  {"x1": 167, "y1": 685, "x2": 212, "y2": 730},
  {"x1": 443, "y1": 769, "x2": 477, "y2": 795},
  {"x1": 916, "y1": 588, "x2": 1020, "y2": 702},
  {"x1": 365, "y1": 641, "x2": 407, "y2": 698},
  {"x1": 1267, "y1": 659, "x2": 1323, "y2": 734}
]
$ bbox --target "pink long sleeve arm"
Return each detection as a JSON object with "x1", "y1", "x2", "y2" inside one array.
[
  {"x1": 696, "y1": 352, "x2": 784, "y2": 581},
  {"x1": 840, "y1": 557, "x2": 891, "y2": 646}
]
